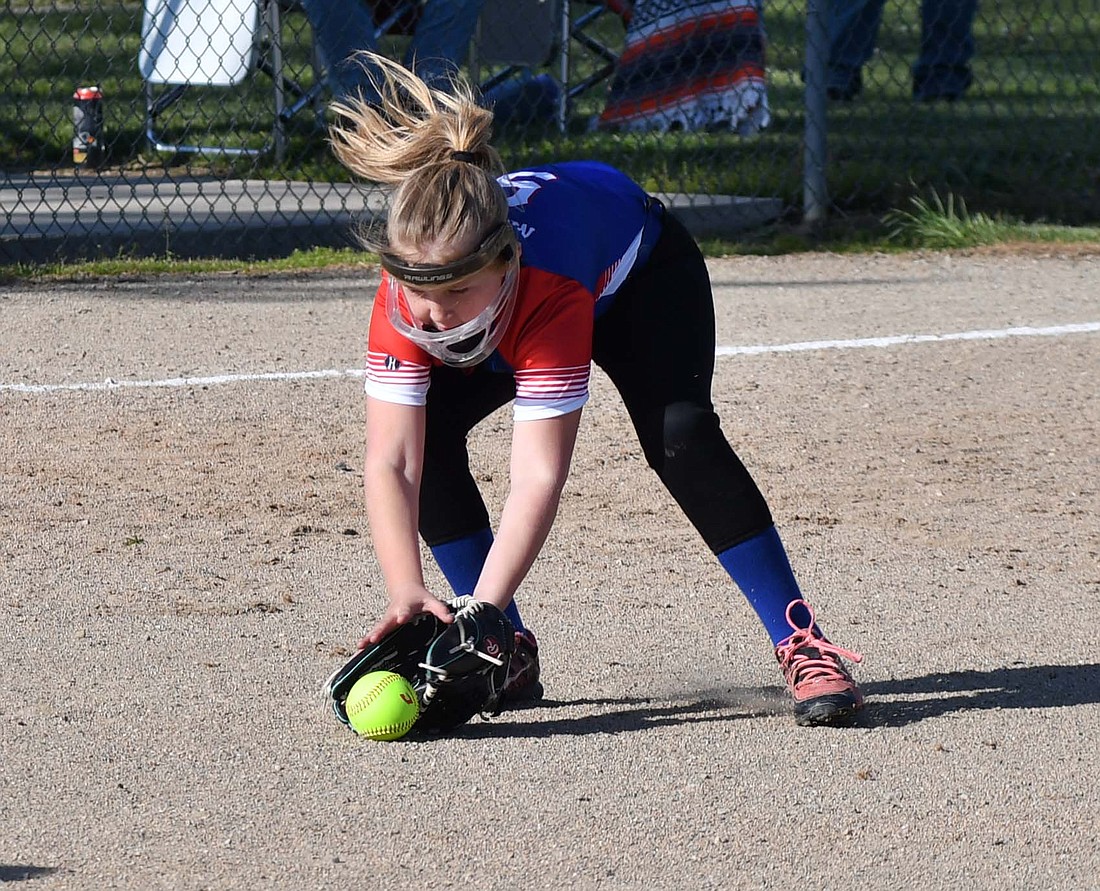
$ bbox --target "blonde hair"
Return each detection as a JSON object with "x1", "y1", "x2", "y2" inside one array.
[{"x1": 329, "y1": 53, "x2": 508, "y2": 260}]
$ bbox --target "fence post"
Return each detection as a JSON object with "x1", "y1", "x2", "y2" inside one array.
[
  {"x1": 803, "y1": 0, "x2": 829, "y2": 224},
  {"x1": 268, "y1": 0, "x2": 287, "y2": 164}
]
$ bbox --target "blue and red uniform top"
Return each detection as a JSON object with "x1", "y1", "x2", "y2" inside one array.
[{"x1": 365, "y1": 161, "x2": 661, "y2": 421}]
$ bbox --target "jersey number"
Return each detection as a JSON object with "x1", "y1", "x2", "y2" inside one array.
[{"x1": 499, "y1": 170, "x2": 558, "y2": 208}]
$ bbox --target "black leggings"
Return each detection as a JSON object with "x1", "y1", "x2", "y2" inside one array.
[{"x1": 418, "y1": 211, "x2": 773, "y2": 555}]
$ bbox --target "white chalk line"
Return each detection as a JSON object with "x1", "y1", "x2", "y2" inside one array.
[
  {"x1": 3, "y1": 321, "x2": 1098, "y2": 395},
  {"x1": 0, "y1": 367, "x2": 366, "y2": 394},
  {"x1": 715, "y1": 321, "x2": 1100, "y2": 356}
]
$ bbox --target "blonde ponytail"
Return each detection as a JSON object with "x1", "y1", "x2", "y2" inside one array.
[{"x1": 329, "y1": 53, "x2": 509, "y2": 260}]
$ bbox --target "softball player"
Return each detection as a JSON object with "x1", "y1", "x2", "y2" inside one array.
[{"x1": 333, "y1": 54, "x2": 864, "y2": 725}]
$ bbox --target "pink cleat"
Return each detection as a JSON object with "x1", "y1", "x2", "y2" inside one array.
[
  {"x1": 503, "y1": 629, "x2": 543, "y2": 702},
  {"x1": 775, "y1": 599, "x2": 864, "y2": 726}
]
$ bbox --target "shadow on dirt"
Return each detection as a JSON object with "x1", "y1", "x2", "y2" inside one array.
[
  {"x1": 449, "y1": 692, "x2": 783, "y2": 740},
  {"x1": 861, "y1": 662, "x2": 1100, "y2": 728},
  {"x1": 0, "y1": 864, "x2": 59, "y2": 882},
  {"x1": 444, "y1": 663, "x2": 1100, "y2": 738}
]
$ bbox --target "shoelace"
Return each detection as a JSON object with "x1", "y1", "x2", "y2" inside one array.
[
  {"x1": 419, "y1": 599, "x2": 506, "y2": 704},
  {"x1": 775, "y1": 599, "x2": 863, "y2": 684}
]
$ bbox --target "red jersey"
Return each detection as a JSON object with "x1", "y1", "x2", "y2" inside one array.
[{"x1": 364, "y1": 162, "x2": 660, "y2": 421}]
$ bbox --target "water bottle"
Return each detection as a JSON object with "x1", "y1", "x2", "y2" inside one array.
[{"x1": 72, "y1": 85, "x2": 104, "y2": 167}]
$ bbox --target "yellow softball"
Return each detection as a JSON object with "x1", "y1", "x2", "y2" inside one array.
[{"x1": 345, "y1": 671, "x2": 421, "y2": 740}]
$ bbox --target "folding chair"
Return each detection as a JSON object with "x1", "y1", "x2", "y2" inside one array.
[
  {"x1": 561, "y1": 0, "x2": 631, "y2": 121},
  {"x1": 140, "y1": 0, "x2": 297, "y2": 160},
  {"x1": 471, "y1": 0, "x2": 629, "y2": 131},
  {"x1": 469, "y1": 0, "x2": 563, "y2": 127},
  {"x1": 281, "y1": 0, "x2": 423, "y2": 121}
]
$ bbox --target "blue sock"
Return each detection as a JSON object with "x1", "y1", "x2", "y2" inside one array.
[
  {"x1": 716, "y1": 526, "x2": 816, "y2": 645},
  {"x1": 429, "y1": 528, "x2": 525, "y2": 631}
]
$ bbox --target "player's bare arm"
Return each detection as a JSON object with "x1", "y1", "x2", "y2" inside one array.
[
  {"x1": 361, "y1": 395, "x2": 453, "y2": 646},
  {"x1": 473, "y1": 408, "x2": 583, "y2": 610}
]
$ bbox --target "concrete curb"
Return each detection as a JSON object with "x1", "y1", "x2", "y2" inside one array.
[{"x1": 1, "y1": 173, "x2": 784, "y2": 264}]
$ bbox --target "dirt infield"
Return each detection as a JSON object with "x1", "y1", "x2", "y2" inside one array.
[{"x1": 2, "y1": 252, "x2": 1098, "y2": 890}]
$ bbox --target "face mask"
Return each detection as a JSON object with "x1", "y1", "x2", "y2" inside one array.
[{"x1": 385, "y1": 261, "x2": 519, "y2": 368}]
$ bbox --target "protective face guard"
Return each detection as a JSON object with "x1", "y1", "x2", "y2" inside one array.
[
  {"x1": 383, "y1": 264, "x2": 518, "y2": 368},
  {"x1": 380, "y1": 223, "x2": 520, "y2": 368}
]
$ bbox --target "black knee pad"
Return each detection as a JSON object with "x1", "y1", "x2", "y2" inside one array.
[
  {"x1": 662, "y1": 401, "x2": 720, "y2": 461},
  {"x1": 655, "y1": 401, "x2": 774, "y2": 553}
]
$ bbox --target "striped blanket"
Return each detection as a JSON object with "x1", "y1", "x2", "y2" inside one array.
[{"x1": 598, "y1": 0, "x2": 770, "y2": 135}]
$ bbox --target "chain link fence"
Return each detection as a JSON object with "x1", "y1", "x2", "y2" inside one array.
[{"x1": 2, "y1": 0, "x2": 1098, "y2": 264}]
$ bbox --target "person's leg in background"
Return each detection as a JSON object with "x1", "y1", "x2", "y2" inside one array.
[
  {"x1": 299, "y1": 0, "x2": 382, "y2": 100},
  {"x1": 826, "y1": 0, "x2": 887, "y2": 99},
  {"x1": 404, "y1": 0, "x2": 486, "y2": 87},
  {"x1": 301, "y1": 0, "x2": 485, "y2": 102},
  {"x1": 912, "y1": 0, "x2": 978, "y2": 101}
]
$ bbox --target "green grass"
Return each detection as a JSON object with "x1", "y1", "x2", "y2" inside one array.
[
  {"x1": 883, "y1": 188, "x2": 1100, "y2": 249},
  {"x1": 1, "y1": 0, "x2": 1099, "y2": 247},
  {"x1": 883, "y1": 189, "x2": 1011, "y2": 248},
  {"x1": 0, "y1": 245, "x2": 376, "y2": 282}
]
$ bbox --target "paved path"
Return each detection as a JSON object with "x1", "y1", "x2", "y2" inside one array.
[{"x1": 0, "y1": 172, "x2": 782, "y2": 264}]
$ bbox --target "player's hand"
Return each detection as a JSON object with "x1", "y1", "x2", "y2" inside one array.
[{"x1": 358, "y1": 584, "x2": 454, "y2": 649}]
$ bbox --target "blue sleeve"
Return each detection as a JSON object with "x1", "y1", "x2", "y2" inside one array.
[{"x1": 501, "y1": 162, "x2": 652, "y2": 298}]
